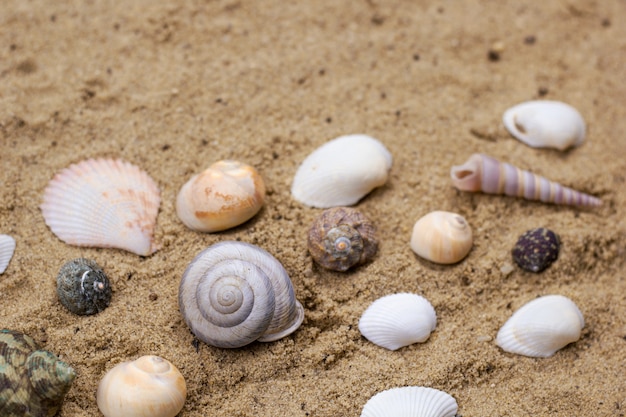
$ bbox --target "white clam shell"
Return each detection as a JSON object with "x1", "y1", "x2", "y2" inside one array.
[
  {"x1": 41, "y1": 158, "x2": 161, "y2": 256},
  {"x1": 291, "y1": 134, "x2": 393, "y2": 208},
  {"x1": 97, "y1": 355, "x2": 187, "y2": 417},
  {"x1": 179, "y1": 241, "x2": 304, "y2": 348},
  {"x1": 358, "y1": 293, "x2": 437, "y2": 351},
  {"x1": 176, "y1": 160, "x2": 265, "y2": 232},
  {"x1": 503, "y1": 100, "x2": 586, "y2": 150},
  {"x1": 361, "y1": 386, "x2": 458, "y2": 417},
  {"x1": 0, "y1": 234, "x2": 16, "y2": 274},
  {"x1": 496, "y1": 295, "x2": 584, "y2": 358},
  {"x1": 410, "y1": 211, "x2": 473, "y2": 264}
]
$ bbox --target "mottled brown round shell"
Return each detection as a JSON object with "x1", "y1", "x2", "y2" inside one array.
[
  {"x1": 0, "y1": 329, "x2": 75, "y2": 417},
  {"x1": 307, "y1": 207, "x2": 378, "y2": 271}
]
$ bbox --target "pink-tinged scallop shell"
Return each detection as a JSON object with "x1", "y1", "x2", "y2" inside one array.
[
  {"x1": 41, "y1": 158, "x2": 161, "y2": 256},
  {"x1": 450, "y1": 153, "x2": 601, "y2": 206},
  {"x1": 361, "y1": 386, "x2": 458, "y2": 417},
  {"x1": 0, "y1": 234, "x2": 16, "y2": 274}
]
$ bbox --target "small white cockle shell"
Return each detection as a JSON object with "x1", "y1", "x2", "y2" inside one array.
[
  {"x1": 358, "y1": 293, "x2": 437, "y2": 351},
  {"x1": 176, "y1": 160, "x2": 265, "y2": 233},
  {"x1": 291, "y1": 134, "x2": 393, "y2": 208},
  {"x1": 41, "y1": 158, "x2": 161, "y2": 256},
  {"x1": 410, "y1": 211, "x2": 473, "y2": 264},
  {"x1": 503, "y1": 100, "x2": 586, "y2": 150},
  {"x1": 0, "y1": 234, "x2": 16, "y2": 274},
  {"x1": 496, "y1": 294, "x2": 584, "y2": 358},
  {"x1": 361, "y1": 386, "x2": 458, "y2": 417},
  {"x1": 97, "y1": 355, "x2": 186, "y2": 417}
]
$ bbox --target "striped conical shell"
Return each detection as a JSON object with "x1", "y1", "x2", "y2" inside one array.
[
  {"x1": 361, "y1": 386, "x2": 458, "y2": 417},
  {"x1": 450, "y1": 153, "x2": 601, "y2": 206},
  {"x1": 41, "y1": 158, "x2": 161, "y2": 256}
]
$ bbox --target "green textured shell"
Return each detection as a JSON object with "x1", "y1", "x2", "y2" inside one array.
[{"x1": 0, "y1": 329, "x2": 75, "y2": 417}]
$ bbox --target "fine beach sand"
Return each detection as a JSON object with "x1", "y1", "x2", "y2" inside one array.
[{"x1": 1, "y1": 1, "x2": 625, "y2": 416}]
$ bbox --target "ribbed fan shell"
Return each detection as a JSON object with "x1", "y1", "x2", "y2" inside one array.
[
  {"x1": 0, "y1": 234, "x2": 16, "y2": 274},
  {"x1": 361, "y1": 386, "x2": 458, "y2": 417},
  {"x1": 496, "y1": 295, "x2": 584, "y2": 357},
  {"x1": 291, "y1": 134, "x2": 392, "y2": 208},
  {"x1": 358, "y1": 293, "x2": 437, "y2": 351},
  {"x1": 41, "y1": 158, "x2": 160, "y2": 256}
]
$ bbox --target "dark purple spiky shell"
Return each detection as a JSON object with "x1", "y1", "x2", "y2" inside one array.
[{"x1": 512, "y1": 228, "x2": 560, "y2": 273}]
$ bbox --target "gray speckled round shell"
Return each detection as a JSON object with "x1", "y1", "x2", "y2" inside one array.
[
  {"x1": 57, "y1": 258, "x2": 112, "y2": 315},
  {"x1": 0, "y1": 329, "x2": 75, "y2": 417}
]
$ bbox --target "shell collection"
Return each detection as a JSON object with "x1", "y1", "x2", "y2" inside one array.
[
  {"x1": 307, "y1": 207, "x2": 378, "y2": 271},
  {"x1": 512, "y1": 228, "x2": 560, "y2": 273},
  {"x1": 0, "y1": 329, "x2": 75, "y2": 417},
  {"x1": 410, "y1": 211, "x2": 473, "y2": 264},
  {"x1": 97, "y1": 355, "x2": 187, "y2": 417},
  {"x1": 503, "y1": 100, "x2": 586, "y2": 151},
  {"x1": 496, "y1": 295, "x2": 584, "y2": 358},
  {"x1": 40, "y1": 158, "x2": 161, "y2": 256},
  {"x1": 176, "y1": 160, "x2": 266, "y2": 233},
  {"x1": 360, "y1": 386, "x2": 458, "y2": 417},
  {"x1": 0, "y1": 234, "x2": 16, "y2": 274},
  {"x1": 358, "y1": 293, "x2": 437, "y2": 351},
  {"x1": 291, "y1": 134, "x2": 393, "y2": 208},
  {"x1": 5, "y1": 92, "x2": 605, "y2": 414},
  {"x1": 178, "y1": 241, "x2": 304, "y2": 348},
  {"x1": 450, "y1": 153, "x2": 602, "y2": 206},
  {"x1": 57, "y1": 258, "x2": 112, "y2": 315}
]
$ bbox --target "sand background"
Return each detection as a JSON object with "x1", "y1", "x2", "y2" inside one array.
[{"x1": 1, "y1": 0, "x2": 625, "y2": 416}]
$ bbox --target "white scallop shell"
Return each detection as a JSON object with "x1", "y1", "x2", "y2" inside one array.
[
  {"x1": 41, "y1": 158, "x2": 161, "y2": 256},
  {"x1": 358, "y1": 293, "x2": 437, "y2": 351},
  {"x1": 410, "y1": 211, "x2": 473, "y2": 264},
  {"x1": 503, "y1": 100, "x2": 586, "y2": 150},
  {"x1": 361, "y1": 386, "x2": 458, "y2": 417},
  {"x1": 291, "y1": 134, "x2": 393, "y2": 208},
  {"x1": 496, "y1": 295, "x2": 584, "y2": 358},
  {"x1": 0, "y1": 234, "x2": 16, "y2": 274},
  {"x1": 97, "y1": 355, "x2": 186, "y2": 417}
]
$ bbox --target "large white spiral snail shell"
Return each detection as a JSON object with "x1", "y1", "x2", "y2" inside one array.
[
  {"x1": 178, "y1": 241, "x2": 305, "y2": 348},
  {"x1": 450, "y1": 153, "x2": 601, "y2": 206}
]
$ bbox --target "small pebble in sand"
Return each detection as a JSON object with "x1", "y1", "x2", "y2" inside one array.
[{"x1": 512, "y1": 228, "x2": 560, "y2": 273}]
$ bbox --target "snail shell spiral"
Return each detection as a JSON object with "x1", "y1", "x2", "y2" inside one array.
[
  {"x1": 450, "y1": 153, "x2": 602, "y2": 206},
  {"x1": 178, "y1": 241, "x2": 304, "y2": 348},
  {"x1": 56, "y1": 258, "x2": 112, "y2": 315},
  {"x1": 307, "y1": 207, "x2": 378, "y2": 271}
]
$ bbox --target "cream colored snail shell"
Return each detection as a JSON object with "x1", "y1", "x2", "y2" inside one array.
[
  {"x1": 307, "y1": 207, "x2": 378, "y2": 272},
  {"x1": 176, "y1": 160, "x2": 266, "y2": 232},
  {"x1": 96, "y1": 355, "x2": 187, "y2": 417},
  {"x1": 410, "y1": 211, "x2": 473, "y2": 264},
  {"x1": 178, "y1": 241, "x2": 304, "y2": 348}
]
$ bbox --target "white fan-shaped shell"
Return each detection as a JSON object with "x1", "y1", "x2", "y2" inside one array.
[
  {"x1": 496, "y1": 295, "x2": 584, "y2": 358},
  {"x1": 410, "y1": 211, "x2": 473, "y2": 264},
  {"x1": 41, "y1": 158, "x2": 161, "y2": 256},
  {"x1": 291, "y1": 134, "x2": 393, "y2": 208},
  {"x1": 0, "y1": 234, "x2": 16, "y2": 274},
  {"x1": 361, "y1": 386, "x2": 458, "y2": 417},
  {"x1": 96, "y1": 355, "x2": 187, "y2": 417},
  {"x1": 503, "y1": 100, "x2": 586, "y2": 150},
  {"x1": 358, "y1": 293, "x2": 437, "y2": 351}
]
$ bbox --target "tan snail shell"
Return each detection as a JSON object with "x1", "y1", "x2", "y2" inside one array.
[
  {"x1": 178, "y1": 241, "x2": 304, "y2": 348},
  {"x1": 307, "y1": 207, "x2": 378, "y2": 271},
  {"x1": 96, "y1": 355, "x2": 186, "y2": 417},
  {"x1": 450, "y1": 153, "x2": 602, "y2": 206},
  {"x1": 410, "y1": 211, "x2": 473, "y2": 264},
  {"x1": 176, "y1": 160, "x2": 266, "y2": 232}
]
